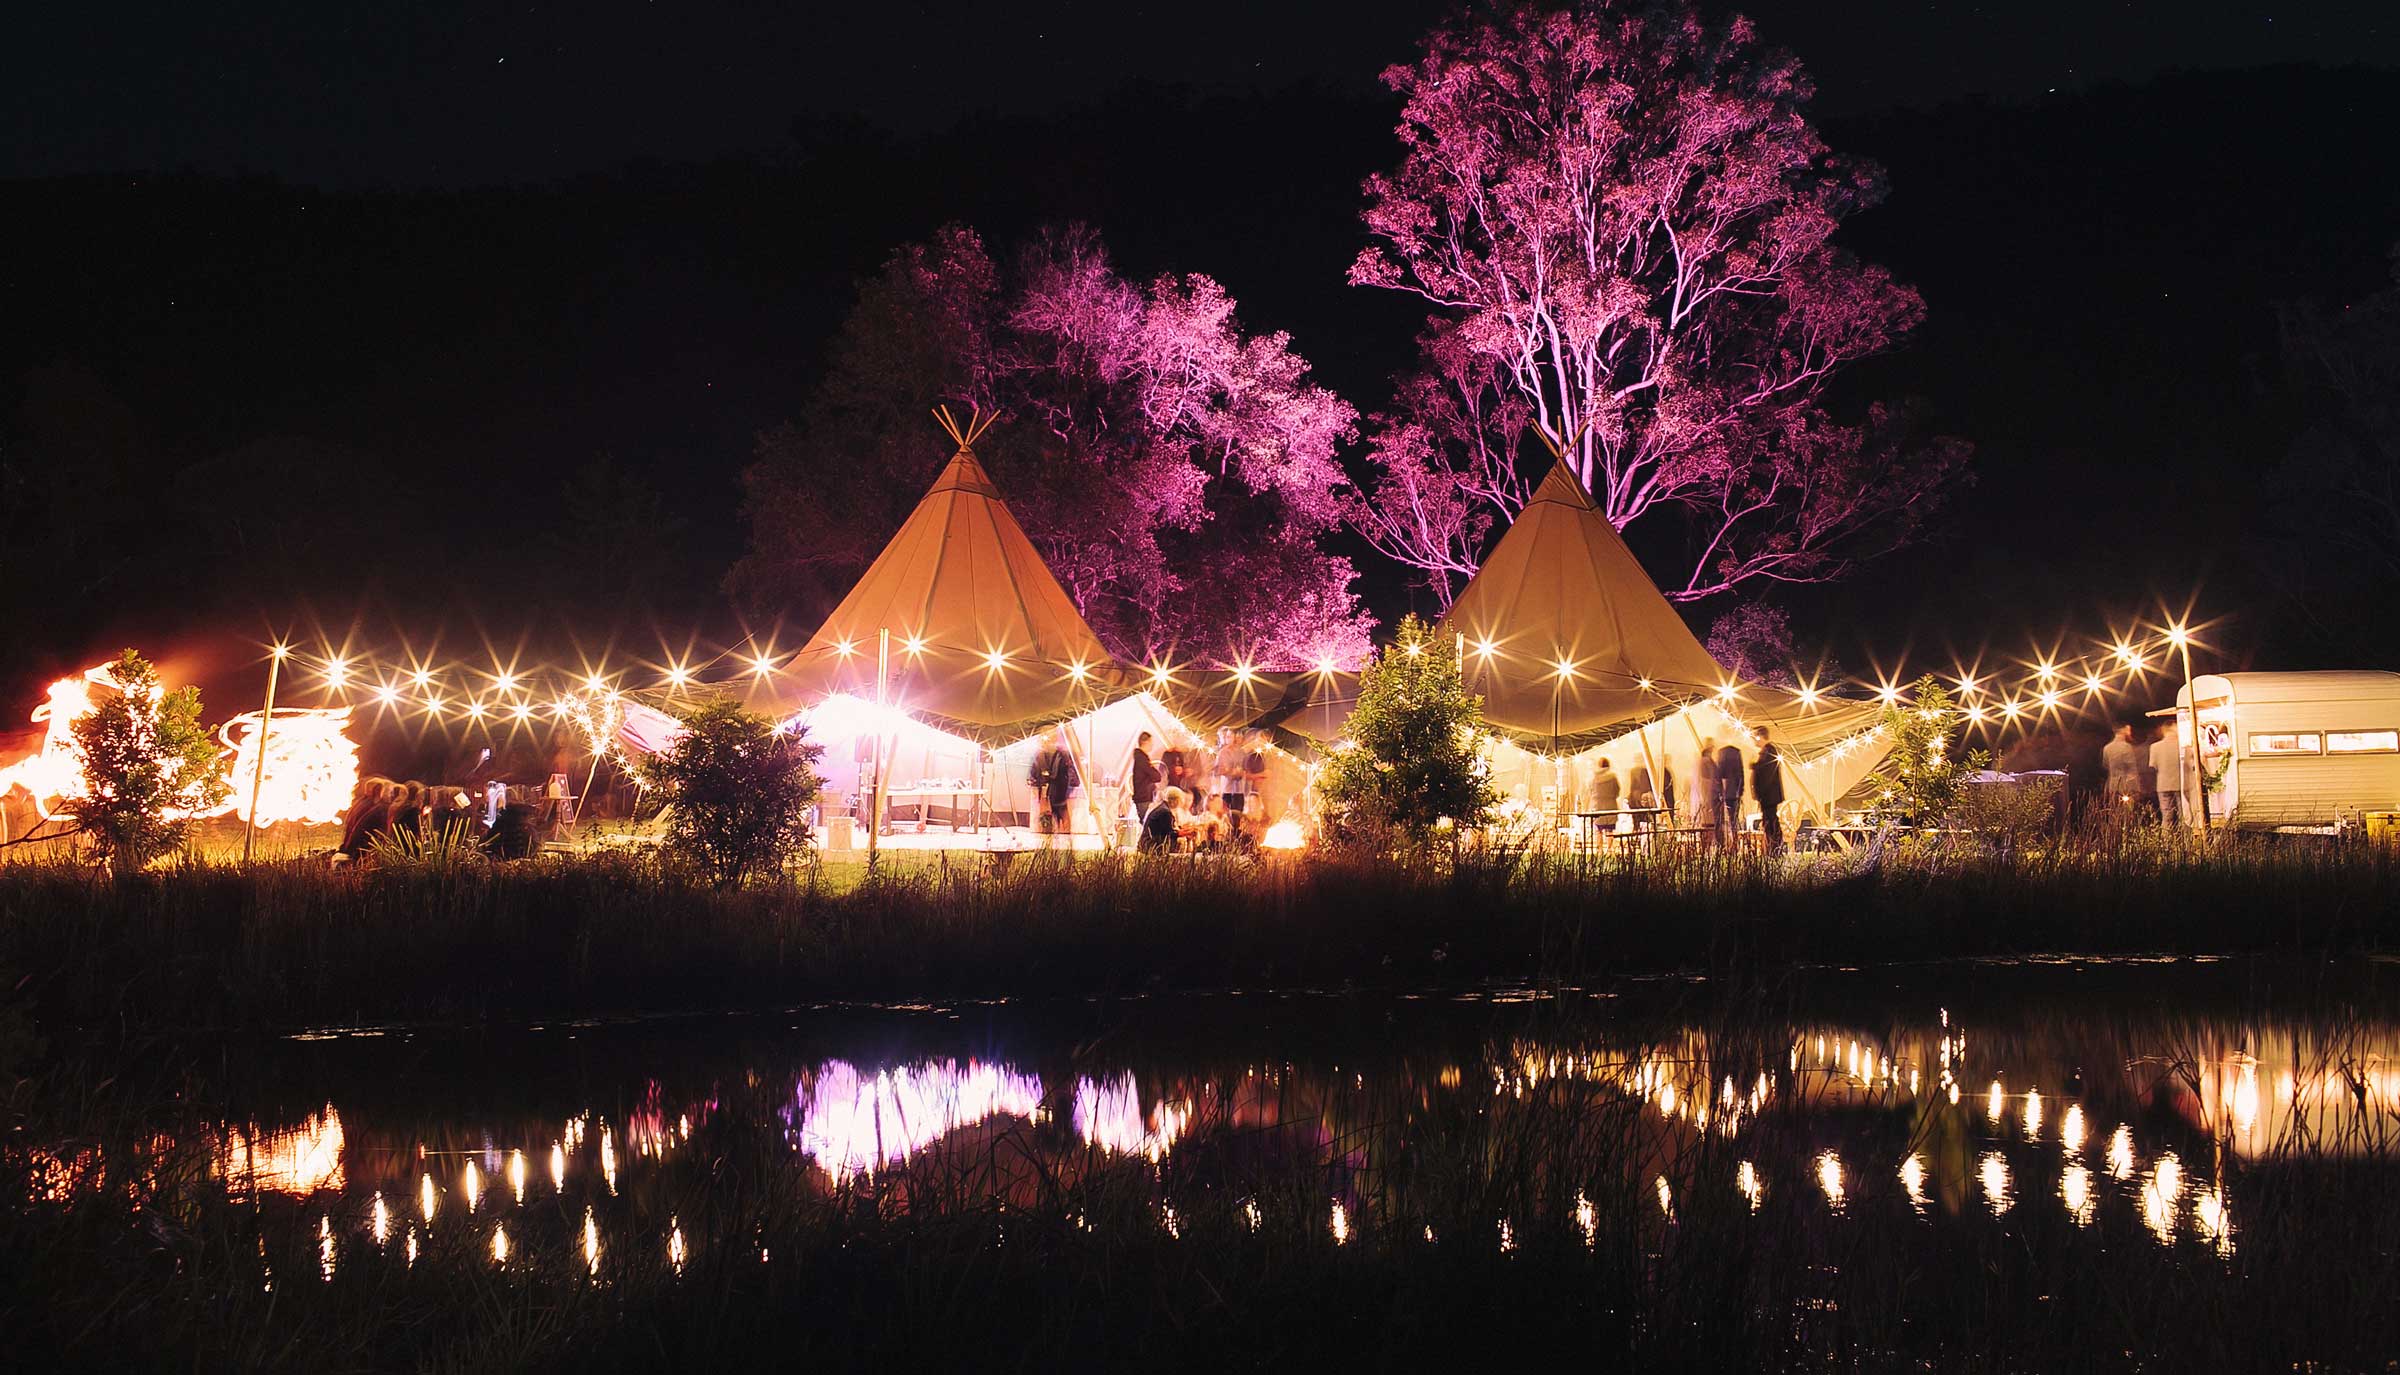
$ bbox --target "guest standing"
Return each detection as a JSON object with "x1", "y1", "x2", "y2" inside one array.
[
  {"x1": 1029, "y1": 727, "x2": 1080, "y2": 844},
  {"x1": 1690, "y1": 739, "x2": 1721, "y2": 846},
  {"x1": 1211, "y1": 729, "x2": 1249, "y2": 816},
  {"x1": 1749, "y1": 725, "x2": 1786, "y2": 855},
  {"x1": 1161, "y1": 736, "x2": 1194, "y2": 803},
  {"x1": 2150, "y1": 720, "x2": 2185, "y2": 827},
  {"x1": 1715, "y1": 739, "x2": 1747, "y2": 843},
  {"x1": 1587, "y1": 758, "x2": 1622, "y2": 837},
  {"x1": 2102, "y1": 723, "x2": 2141, "y2": 811},
  {"x1": 1129, "y1": 731, "x2": 1161, "y2": 811}
]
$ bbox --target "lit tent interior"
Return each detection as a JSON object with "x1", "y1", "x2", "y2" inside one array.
[
  {"x1": 1185, "y1": 456, "x2": 1896, "y2": 834},
  {"x1": 766, "y1": 411, "x2": 1306, "y2": 844}
]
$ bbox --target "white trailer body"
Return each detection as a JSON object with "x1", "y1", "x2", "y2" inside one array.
[{"x1": 2175, "y1": 671, "x2": 2400, "y2": 830}]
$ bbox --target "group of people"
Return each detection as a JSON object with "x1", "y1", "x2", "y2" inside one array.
[
  {"x1": 1131, "y1": 728, "x2": 1273, "y2": 854},
  {"x1": 1581, "y1": 724, "x2": 1788, "y2": 853},
  {"x1": 336, "y1": 776, "x2": 553, "y2": 860},
  {"x1": 1022, "y1": 726, "x2": 1274, "y2": 851},
  {"x1": 2102, "y1": 718, "x2": 2192, "y2": 823}
]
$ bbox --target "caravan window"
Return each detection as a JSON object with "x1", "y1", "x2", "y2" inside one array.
[
  {"x1": 2248, "y1": 732, "x2": 2321, "y2": 756},
  {"x1": 2326, "y1": 730, "x2": 2400, "y2": 755}
]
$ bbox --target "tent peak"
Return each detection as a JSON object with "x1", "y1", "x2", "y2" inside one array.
[
  {"x1": 1526, "y1": 453, "x2": 1598, "y2": 512},
  {"x1": 932, "y1": 403, "x2": 997, "y2": 448}
]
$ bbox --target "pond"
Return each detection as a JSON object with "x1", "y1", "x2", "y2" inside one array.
[{"x1": 27, "y1": 959, "x2": 2400, "y2": 1368}]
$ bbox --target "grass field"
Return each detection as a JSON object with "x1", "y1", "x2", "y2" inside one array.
[{"x1": 2, "y1": 823, "x2": 2393, "y2": 1038}]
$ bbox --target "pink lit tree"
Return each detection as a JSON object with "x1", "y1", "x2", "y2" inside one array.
[
  {"x1": 734, "y1": 225, "x2": 1374, "y2": 669},
  {"x1": 1350, "y1": 0, "x2": 1969, "y2": 605}
]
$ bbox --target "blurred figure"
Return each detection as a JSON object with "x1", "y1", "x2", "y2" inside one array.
[
  {"x1": 1129, "y1": 730, "x2": 1161, "y2": 812},
  {"x1": 1242, "y1": 730, "x2": 1271, "y2": 817},
  {"x1": 1211, "y1": 729, "x2": 1248, "y2": 816},
  {"x1": 2102, "y1": 723, "x2": 2141, "y2": 810},
  {"x1": 1749, "y1": 725, "x2": 1786, "y2": 855},
  {"x1": 1627, "y1": 761, "x2": 1656, "y2": 830},
  {"x1": 1586, "y1": 757, "x2": 1621, "y2": 836},
  {"x1": 2151, "y1": 719, "x2": 2185, "y2": 827},
  {"x1": 1162, "y1": 734, "x2": 1197, "y2": 802},
  {"x1": 1691, "y1": 738, "x2": 1721, "y2": 846},
  {"x1": 337, "y1": 777, "x2": 399, "y2": 856},
  {"x1": 1715, "y1": 739, "x2": 1747, "y2": 842},
  {"x1": 1139, "y1": 785, "x2": 1186, "y2": 854},
  {"x1": 1029, "y1": 727, "x2": 1079, "y2": 845}
]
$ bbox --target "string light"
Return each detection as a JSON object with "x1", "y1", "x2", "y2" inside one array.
[
  {"x1": 323, "y1": 656, "x2": 350, "y2": 688},
  {"x1": 982, "y1": 648, "x2": 1009, "y2": 672}
]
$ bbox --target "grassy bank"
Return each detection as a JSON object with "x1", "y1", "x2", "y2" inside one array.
[{"x1": 3, "y1": 830, "x2": 2394, "y2": 1036}]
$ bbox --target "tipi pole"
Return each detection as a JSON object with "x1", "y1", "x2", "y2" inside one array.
[
  {"x1": 241, "y1": 645, "x2": 286, "y2": 864},
  {"x1": 869, "y1": 629, "x2": 890, "y2": 859}
]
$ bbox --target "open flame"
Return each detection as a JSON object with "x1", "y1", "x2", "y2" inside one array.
[
  {"x1": 1261, "y1": 817, "x2": 1305, "y2": 850},
  {"x1": 217, "y1": 708, "x2": 360, "y2": 825},
  {"x1": 0, "y1": 665, "x2": 135, "y2": 820},
  {"x1": 1, "y1": 663, "x2": 360, "y2": 828}
]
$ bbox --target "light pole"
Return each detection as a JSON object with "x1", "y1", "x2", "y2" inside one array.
[
  {"x1": 241, "y1": 644, "x2": 287, "y2": 864},
  {"x1": 2169, "y1": 623, "x2": 2211, "y2": 835}
]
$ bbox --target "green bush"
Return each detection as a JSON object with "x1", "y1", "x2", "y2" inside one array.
[
  {"x1": 64, "y1": 649, "x2": 230, "y2": 874},
  {"x1": 638, "y1": 701, "x2": 824, "y2": 886},
  {"x1": 1316, "y1": 615, "x2": 1500, "y2": 844}
]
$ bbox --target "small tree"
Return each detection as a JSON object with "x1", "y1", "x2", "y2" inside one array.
[
  {"x1": 66, "y1": 649, "x2": 229, "y2": 873},
  {"x1": 639, "y1": 701, "x2": 823, "y2": 886},
  {"x1": 1315, "y1": 615, "x2": 1500, "y2": 843},
  {"x1": 1866, "y1": 676, "x2": 1988, "y2": 824}
]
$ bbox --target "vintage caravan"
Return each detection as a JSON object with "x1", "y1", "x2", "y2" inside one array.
[{"x1": 2174, "y1": 671, "x2": 2400, "y2": 830}]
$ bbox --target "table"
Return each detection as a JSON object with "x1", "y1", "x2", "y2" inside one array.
[
  {"x1": 1574, "y1": 807, "x2": 1671, "y2": 850},
  {"x1": 882, "y1": 786, "x2": 986, "y2": 835}
]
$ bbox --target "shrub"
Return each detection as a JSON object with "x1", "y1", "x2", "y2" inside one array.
[
  {"x1": 64, "y1": 649, "x2": 229, "y2": 874},
  {"x1": 1866, "y1": 675, "x2": 1988, "y2": 825},
  {"x1": 639, "y1": 701, "x2": 824, "y2": 885},
  {"x1": 1315, "y1": 615, "x2": 1500, "y2": 843}
]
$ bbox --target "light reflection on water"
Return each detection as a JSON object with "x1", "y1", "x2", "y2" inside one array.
[{"x1": 39, "y1": 981, "x2": 2400, "y2": 1291}]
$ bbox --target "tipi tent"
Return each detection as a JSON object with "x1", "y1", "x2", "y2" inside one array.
[
  {"x1": 1416, "y1": 454, "x2": 1892, "y2": 826},
  {"x1": 776, "y1": 409, "x2": 1134, "y2": 743},
  {"x1": 1436, "y1": 456, "x2": 1730, "y2": 752},
  {"x1": 771, "y1": 410, "x2": 1141, "y2": 841}
]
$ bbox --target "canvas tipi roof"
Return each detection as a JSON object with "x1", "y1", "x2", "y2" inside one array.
[
  {"x1": 777, "y1": 411, "x2": 1132, "y2": 743},
  {"x1": 1436, "y1": 456, "x2": 1729, "y2": 751}
]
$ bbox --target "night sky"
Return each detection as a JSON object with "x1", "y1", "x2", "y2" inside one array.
[{"x1": 5, "y1": 1, "x2": 2399, "y2": 755}]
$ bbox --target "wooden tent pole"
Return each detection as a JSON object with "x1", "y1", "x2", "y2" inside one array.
[{"x1": 869, "y1": 629, "x2": 889, "y2": 859}]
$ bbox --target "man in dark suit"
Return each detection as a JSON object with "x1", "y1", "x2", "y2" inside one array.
[
  {"x1": 1715, "y1": 740, "x2": 1746, "y2": 844},
  {"x1": 1749, "y1": 725, "x2": 1786, "y2": 855}
]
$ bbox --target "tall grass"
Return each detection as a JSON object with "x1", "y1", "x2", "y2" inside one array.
[{"x1": 0, "y1": 827, "x2": 2393, "y2": 1036}]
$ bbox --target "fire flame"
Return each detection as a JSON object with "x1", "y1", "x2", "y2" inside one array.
[
  {"x1": 217, "y1": 708, "x2": 360, "y2": 825},
  {"x1": 1261, "y1": 817, "x2": 1305, "y2": 850},
  {"x1": 1, "y1": 663, "x2": 360, "y2": 828},
  {"x1": 0, "y1": 665, "x2": 135, "y2": 820}
]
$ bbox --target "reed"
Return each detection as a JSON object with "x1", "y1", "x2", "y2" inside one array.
[{"x1": 0, "y1": 827, "x2": 2391, "y2": 1037}]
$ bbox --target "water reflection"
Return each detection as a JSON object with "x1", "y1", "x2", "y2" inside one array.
[{"x1": 38, "y1": 976, "x2": 2400, "y2": 1297}]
